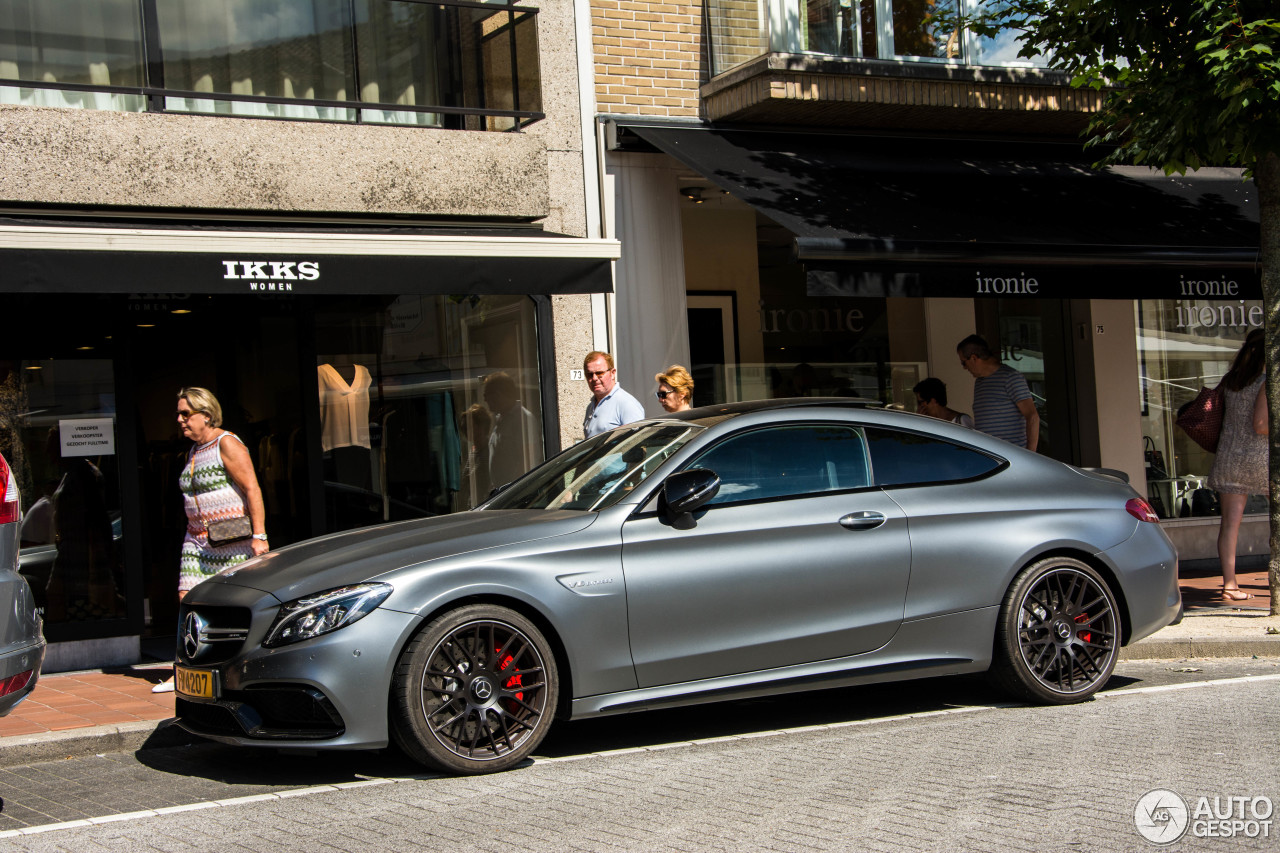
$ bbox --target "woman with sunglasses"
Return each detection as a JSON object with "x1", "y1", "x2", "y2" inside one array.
[
  {"x1": 654, "y1": 365, "x2": 695, "y2": 413},
  {"x1": 154, "y1": 387, "x2": 267, "y2": 692}
]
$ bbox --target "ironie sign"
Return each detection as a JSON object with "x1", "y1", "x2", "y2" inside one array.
[{"x1": 806, "y1": 264, "x2": 1263, "y2": 301}]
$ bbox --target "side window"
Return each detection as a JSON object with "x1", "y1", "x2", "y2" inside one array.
[
  {"x1": 865, "y1": 428, "x2": 1002, "y2": 487},
  {"x1": 690, "y1": 425, "x2": 870, "y2": 505}
]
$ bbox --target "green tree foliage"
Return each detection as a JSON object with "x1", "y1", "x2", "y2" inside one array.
[{"x1": 977, "y1": 1, "x2": 1280, "y2": 611}]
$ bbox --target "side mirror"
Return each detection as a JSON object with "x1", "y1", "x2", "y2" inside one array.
[{"x1": 660, "y1": 468, "x2": 720, "y2": 529}]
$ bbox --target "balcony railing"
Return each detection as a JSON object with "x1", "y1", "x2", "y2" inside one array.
[{"x1": 707, "y1": 0, "x2": 1049, "y2": 77}]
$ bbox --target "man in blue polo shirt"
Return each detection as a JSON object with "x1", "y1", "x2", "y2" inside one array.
[
  {"x1": 957, "y1": 334, "x2": 1040, "y2": 451},
  {"x1": 583, "y1": 350, "x2": 645, "y2": 438}
]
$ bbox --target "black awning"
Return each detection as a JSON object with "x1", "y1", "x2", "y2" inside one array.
[
  {"x1": 0, "y1": 220, "x2": 618, "y2": 296},
  {"x1": 0, "y1": 249, "x2": 612, "y2": 296},
  {"x1": 627, "y1": 124, "x2": 1261, "y2": 299}
]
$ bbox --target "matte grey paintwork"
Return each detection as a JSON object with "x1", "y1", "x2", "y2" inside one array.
[
  {"x1": 179, "y1": 402, "x2": 1179, "y2": 751},
  {"x1": 622, "y1": 488, "x2": 910, "y2": 686}
]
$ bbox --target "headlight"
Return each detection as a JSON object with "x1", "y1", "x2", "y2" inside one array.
[{"x1": 263, "y1": 583, "x2": 393, "y2": 648}]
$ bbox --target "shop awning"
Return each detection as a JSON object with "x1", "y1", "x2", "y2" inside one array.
[
  {"x1": 0, "y1": 222, "x2": 620, "y2": 295},
  {"x1": 623, "y1": 123, "x2": 1261, "y2": 300}
]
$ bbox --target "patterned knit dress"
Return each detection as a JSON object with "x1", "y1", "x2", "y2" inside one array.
[
  {"x1": 1209, "y1": 374, "x2": 1267, "y2": 496},
  {"x1": 179, "y1": 433, "x2": 255, "y2": 592}
]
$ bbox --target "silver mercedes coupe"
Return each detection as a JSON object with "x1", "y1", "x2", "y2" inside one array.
[{"x1": 175, "y1": 399, "x2": 1179, "y2": 774}]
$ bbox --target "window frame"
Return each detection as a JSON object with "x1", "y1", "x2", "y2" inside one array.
[
  {"x1": 676, "y1": 421, "x2": 879, "y2": 510},
  {"x1": 864, "y1": 424, "x2": 1009, "y2": 490},
  {"x1": 0, "y1": 0, "x2": 544, "y2": 129}
]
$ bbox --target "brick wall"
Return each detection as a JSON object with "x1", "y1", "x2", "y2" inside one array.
[{"x1": 591, "y1": 0, "x2": 705, "y2": 117}]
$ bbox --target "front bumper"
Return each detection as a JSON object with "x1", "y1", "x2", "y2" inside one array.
[{"x1": 175, "y1": 591, "x2": 419, "y2": 750}]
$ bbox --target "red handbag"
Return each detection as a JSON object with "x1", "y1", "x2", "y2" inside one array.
[{"x1": 1175, "y1": 384, "x2": 1225, "y2": 453}]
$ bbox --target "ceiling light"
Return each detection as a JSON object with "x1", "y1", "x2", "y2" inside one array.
[{"x1": 680, "y1": 186, "x2": 705, "y2": 203}]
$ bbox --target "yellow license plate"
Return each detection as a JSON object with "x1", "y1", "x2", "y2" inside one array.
[{"x1": 174, "y1": 665, "x2": 216, "y2": 699}]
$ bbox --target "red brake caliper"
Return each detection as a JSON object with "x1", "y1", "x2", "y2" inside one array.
[
  {"x1": 497, "y1": 649, "x2": 524, "y2": 709},
  {"x1": 1073, "y1": 613, "x2": 1091, "y2": 643}
]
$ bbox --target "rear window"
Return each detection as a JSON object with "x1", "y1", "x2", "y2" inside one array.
[{"x1": 866, "y1": 428, "x2": 1002, "y2": 487}]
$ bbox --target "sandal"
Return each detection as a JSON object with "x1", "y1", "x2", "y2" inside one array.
[{"x1": 1221, "y1": 588, "x2": 1254, "y2": 601}]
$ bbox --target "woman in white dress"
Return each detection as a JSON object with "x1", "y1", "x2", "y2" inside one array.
[{"x1": 1207, "y1": 330, "x2": 1267, "y2": 601}]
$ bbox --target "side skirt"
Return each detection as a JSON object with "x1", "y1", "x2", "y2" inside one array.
[{"x1": 569, "y1": 606, "x2": 999, "y2": 719}]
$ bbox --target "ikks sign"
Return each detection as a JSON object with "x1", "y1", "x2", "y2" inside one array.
[
  {"x1": 0, "y1": 247, "x2": 610, "y2": 296},
  {"x1": 221, "y1": 259, "x2": 320, "y2": 291}
]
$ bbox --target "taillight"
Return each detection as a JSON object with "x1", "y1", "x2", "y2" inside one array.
[
  {"x1": 1126, "y1": 497, "x2": 1160, "y2": 523},
  {"x1": 0, "y1": 670, "x2": 32, "y2": 697},
  {"x1": 0, "y1": 454, "x2": 19, "y2": 524}
]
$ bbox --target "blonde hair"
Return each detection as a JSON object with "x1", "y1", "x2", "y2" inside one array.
[
  {"x1": 655, "y1": 364, "x2": 694, "y2": 402},
  {"x1": 177, "y1": 386, "x2": 223, "y2": 428}
]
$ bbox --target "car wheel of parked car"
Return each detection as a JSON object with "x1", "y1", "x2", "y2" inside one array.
[
  {"x1": 390, "y1": 604, "x2": 559, "y2": 774},
  {"x1": 991, "y1": 557, "x2": 1120, "y2": 704}
]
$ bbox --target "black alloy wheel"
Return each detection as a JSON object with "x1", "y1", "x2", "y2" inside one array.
[
  {"x1": 991, "y1": 557, "x2": 1120, "y2": 704},
  {"x1": 390, "y1": 604, "x2": 558, "y2": 774}
]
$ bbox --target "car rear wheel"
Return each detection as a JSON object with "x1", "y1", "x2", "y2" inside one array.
[
  {"x1": 990, "y1": 557, "x2": 1120, "y2": 704},
  {"x1": 390, "y1": 604, "x2": 558, "y2": 774}
]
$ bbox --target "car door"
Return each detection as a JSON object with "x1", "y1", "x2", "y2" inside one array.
[{"x1": 621, "y1": 423, "x2": 911, "y2": 688}]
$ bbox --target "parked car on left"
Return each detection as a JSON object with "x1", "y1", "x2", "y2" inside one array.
[{"x1": 0, "y1": 450, "x2": 45, "y2": 715}]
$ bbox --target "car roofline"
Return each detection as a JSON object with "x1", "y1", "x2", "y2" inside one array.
[{"x1": 663, "y1": 397, "x2": 883, "y2": 422}]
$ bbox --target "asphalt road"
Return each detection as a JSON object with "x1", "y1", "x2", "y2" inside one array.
[{"x1": 1, "y1": 657, "x2": 1277, "y2": 851}]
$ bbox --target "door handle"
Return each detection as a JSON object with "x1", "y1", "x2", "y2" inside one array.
[{"x1": 839, "y1": 511, "x2": 886, "y2": 531}]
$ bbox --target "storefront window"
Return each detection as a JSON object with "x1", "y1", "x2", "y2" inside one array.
[
  {"x1": 316, "y1": 294, "x2": 544, "y2": 532},
  {"x1": 720, "y1": 265, "x2": 929, "y2": 409},
  {"x1": 1136, "y1": 299, "x2": 1266, "y2": 520},
  {"x1": 5, "y1": 358, "x2": 126, "y2": 628}
]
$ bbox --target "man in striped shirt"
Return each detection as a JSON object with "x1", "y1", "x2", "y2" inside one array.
[{"x1": 957, "y1": 335, "x2": 1040, "y2": 451}]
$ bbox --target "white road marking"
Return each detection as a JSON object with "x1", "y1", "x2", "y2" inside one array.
[{"x1": 3, "y1": 672, "x2": 1278, "y2": 838}]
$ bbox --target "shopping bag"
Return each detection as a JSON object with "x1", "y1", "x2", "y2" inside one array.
[{"x1": 1175, "y1": 384, "x2": 1225, "y2": 453}]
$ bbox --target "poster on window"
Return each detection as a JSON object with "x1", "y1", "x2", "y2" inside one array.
[{"x1": 59, "y1": 418, "x2": 115, "y2": 457}]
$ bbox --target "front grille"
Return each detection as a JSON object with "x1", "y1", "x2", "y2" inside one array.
[
  {"x1": 178, "y1": 604, "x2": 252, "y2": 665},
  {"x1": 176, "y1": 685, "x2": 346, "y2": 741},
  {"x1": 176, "y1": 697, "x2": 243, "y2": 736}
]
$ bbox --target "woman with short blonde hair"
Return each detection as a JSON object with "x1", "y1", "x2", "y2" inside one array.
[
  {"x1": 155, "y1": 387, "x2": 267, "y2": 692},
  {"x1": 654, "y1": 365, "x2": 694, "y2": 413}
]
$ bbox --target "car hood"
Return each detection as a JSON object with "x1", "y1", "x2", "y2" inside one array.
[{"x1": 203, "y1": 510, "x2": 595, "y2": 602}]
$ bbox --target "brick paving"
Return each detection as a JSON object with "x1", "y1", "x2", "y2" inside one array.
[{"x1": 0, "y1": 667, "x2": 173, "y2": 739}]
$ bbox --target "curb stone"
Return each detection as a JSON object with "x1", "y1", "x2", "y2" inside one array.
[
  {"x1": 1119, "y1": 636, "x2": 1280, "y2": 661},
  {"x1": 0, "y1": 719, "x2": 197, "y2": 768}
]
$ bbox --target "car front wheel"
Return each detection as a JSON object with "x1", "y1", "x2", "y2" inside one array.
[
  {"x1": 990, "y1": 557, "x2": 1120, "y2": 704},
  {"x1": 390, "y1": 604, "x2": 559, "y2": 774}
]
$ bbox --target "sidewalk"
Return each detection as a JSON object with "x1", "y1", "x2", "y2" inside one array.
[{"x1": 0, "y1": 563, "x2": 1275, "y2": 767}]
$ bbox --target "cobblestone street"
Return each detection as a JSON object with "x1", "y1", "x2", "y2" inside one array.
[{"x1": 1, "y1": 666, "x2": 1276, "y2": 852}]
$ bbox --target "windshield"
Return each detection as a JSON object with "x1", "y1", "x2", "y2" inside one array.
[{"x1": 484, "y1": 423, "x2": 703, "y2": 511}]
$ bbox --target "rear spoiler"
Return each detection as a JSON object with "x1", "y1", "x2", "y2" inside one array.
[{"x1": 1078, "y1": 467, "x2": 1130, "y2": 484}]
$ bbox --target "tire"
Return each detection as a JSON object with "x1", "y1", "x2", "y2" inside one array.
[
  {"x1": 990, "y1": 557, "x2": 1120, "y2": 705},
  {"x1": 390, "y1": 604, "x2": 559, "y2": 774}
]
